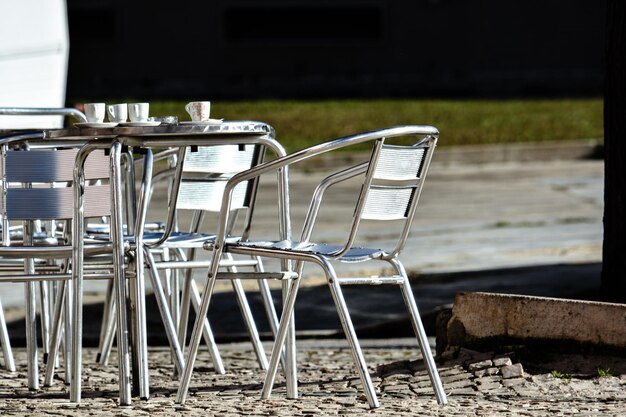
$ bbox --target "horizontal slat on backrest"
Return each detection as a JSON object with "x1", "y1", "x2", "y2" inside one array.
[
  {"x1": 183, "y1": 145, "x2": 256, "y2": 174},
  {"x1": 3, "y1": 149, "x2": 110, "y2": 182},
  {"x1": 361, "y1": 186, "x2": 415, "y2": 221},
  {"x1": 373, "y1": 145, "x2": 425, "y2": 180},
  {"x1": 6, "y1": 185, "x2": 111, "y2": 220},
  {"x1": 177, "y1": 180, "x2": 249, "y2": 212}
]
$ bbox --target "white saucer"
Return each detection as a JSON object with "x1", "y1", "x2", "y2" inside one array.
[
  {"x1": 118, "y1": 121, "x2": 162, "y2": 127},
  {"x1": 75, "y1": 122, "x2": 118, "y2": 128},
  {"x1": 180, "y1": 118, "x2": 224, "y2": 125}
]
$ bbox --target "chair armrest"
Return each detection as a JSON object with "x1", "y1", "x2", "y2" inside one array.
[
  {"x1": 0, "y1": 107, "x2": 87, "y2": 123},
  {"x1": 300, "y1": 162, "x2": 369, "y2": 243},
  {"x1": 215, "y1": 126, "x2": 439, "y2": 246}
]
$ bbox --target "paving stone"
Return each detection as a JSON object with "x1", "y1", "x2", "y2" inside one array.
[
  {"x1": 0, "y1": 343, "x2": 625, "y2": 416},
  {"x1": 474, "y1": 367, "x2": 500, "y2": 378},
  {"x1": 502, "y1": 377, "x2": 527, "y2": 388},
  {"x1": 501, "y1": 363, "x2": 525, "y2": 379},
  {"x1": 493, "y1": 357, "x2": 513, "y2": 367},
  {"x1": 468, "y1": 360, "x2": 493, "y2": 372}
]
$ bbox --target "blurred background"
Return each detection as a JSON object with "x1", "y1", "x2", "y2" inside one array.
[
  {"x1": 64, "y1": 0, "x2": 604, "y2": 100},
  {"x1": 0, "y1": 1, "x2": 610, "y2": 343}
]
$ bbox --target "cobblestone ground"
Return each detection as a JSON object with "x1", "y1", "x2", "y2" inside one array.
[{"x1": 0, "y1": 341, "x2": 624, "y2": 416}]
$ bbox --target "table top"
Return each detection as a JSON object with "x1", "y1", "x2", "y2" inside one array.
[{"x1": 43, "y1": 120, "x2": 275, "y2": 140}]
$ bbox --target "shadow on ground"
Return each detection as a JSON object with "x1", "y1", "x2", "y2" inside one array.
[{"x1": 7, "y1": 262, "x2": 603, "y2": 348}]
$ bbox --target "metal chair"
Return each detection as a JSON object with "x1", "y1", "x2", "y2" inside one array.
[
  {"x1": 176, "y1": 125, "x2": 448, "y2": 408},
  {"x1": 0, "y1": 142, "x2": 118, "y2": 393},
  {"x1": 135, "y1": 144, "x2": 283, "y2": 374},
  {"x1": 0, "y1": 107, "x2": 87, "y2": 374}
]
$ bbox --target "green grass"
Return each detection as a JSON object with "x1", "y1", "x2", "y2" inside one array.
[
  {"x1": 597, "y1": 367, "x2": 613, "y2": 378},
  {"x1": 550, "y1": 370, "x2": 572, "y2": 383},
  {"x1": 145, "y1": 98, "x2": 603, "y2": 153}
]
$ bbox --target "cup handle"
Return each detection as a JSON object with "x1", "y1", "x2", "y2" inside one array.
[{"x1": 185, "y1": 103, "x2": 192, "y2": 114}]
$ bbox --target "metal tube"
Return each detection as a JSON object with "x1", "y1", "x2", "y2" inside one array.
[
  {"x1": 392, "y1": 258, "x2": 448, "y2": 405},
  {"x1": 109, "y1": 142, "x2": 133, "y2": 405},
  {"x1": 24, "y1": 219, "x2": 39, "y2": 390},
  {"x1": 144, "y1": 248, "x2": 185, "y2": 375},
  {"x1": 0, "y1": 297, "x2": 15, "y2": 371},
  {"x1": 44, "y1": 280, "x2": 67, "y2": 386},
  {"x1": 0, "y1": 107, "x2": 87, "y2": 122}
]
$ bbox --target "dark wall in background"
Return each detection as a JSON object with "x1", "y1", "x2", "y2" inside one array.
[{"x1": 65, "y1": 0, "x2": 605, "y2": 101}]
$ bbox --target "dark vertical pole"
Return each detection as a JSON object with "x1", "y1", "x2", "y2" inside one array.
[{"x1": 602, "y1": 0, "x2": 626, "y2": 302}]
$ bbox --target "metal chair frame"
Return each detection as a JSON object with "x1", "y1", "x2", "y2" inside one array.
[
  {"x1": 175, "y1": 125, "x2": 448, "y2": 408},
  {"x1": 95, "y1": 144, "x2": 284, "y2": 375},
  {"x1": 0, "y1": 107, "x2": 87, "y2": 375}
]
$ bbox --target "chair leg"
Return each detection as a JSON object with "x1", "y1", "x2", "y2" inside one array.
[
  {"x1": 144, "y1": 248, "x2": 186, "y2": 375},
  {"x1": 44, "y1": 279, "x2": 67, "y2": 386},
  {"x1": 224, "y1": 252, "x2": 268, "y2": 370},
  {"x1": 260, "y1": 267, "x2": 302, "y2": 401},
  {"x1": 96, "y1": 289, "x2": 117, "y2": 366},
  {"x1": 39, "y1": 281, "x2": 51, "y2": 365},
  {"x1": 95, "y1": 279, "x2": 115, "y2": 363},
  {"x1": 0, "y1": 297, "x2": 16, "y2": 372},
  {"x1": 254, "y1": 256, "x2": 281, "y2": 337},
  {"x1": 25, "y1": 281, "x2": 39, "y2": 390},
  {"x1": 63, "y1": 278, "x2": 73, "y2": 387},
  {"x1": 231, "y1": 278, "x2": 268, "y2": 369},
  {"x1": 175, "y1": 248, "x2": 226, "y2": 375},
  {"x1": 325, "y1": 265, "x2": 380, "y2": 409},
  {"x1": 391, "y1": 258, "x2": 448, "y2": 405},
  {"x1": 188, "y1": 279, "x2": 226, "y2": 374},
  {"x1": 176, "y1": 251, "x2": 223, "y2": 404}
]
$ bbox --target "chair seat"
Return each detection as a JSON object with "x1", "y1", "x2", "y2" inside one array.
[
  {"x1": 144, "y1": 232, "x2": 246, "y2": 249},
  {"x1": 228, "y1": 240, "x2": 385, "y2": 263},
  {"x1": 86, "y1": 221, "x2": 165, "y2": 235},
  {"x1": 142, "y1": 231, "x2": 216, "y2": 248}
]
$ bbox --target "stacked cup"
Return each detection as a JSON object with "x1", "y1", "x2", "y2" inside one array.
[{"x1": 83, "y1": 102, "x2": 150, "y2": 124}]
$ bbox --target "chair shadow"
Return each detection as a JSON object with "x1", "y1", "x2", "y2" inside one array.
[{"x1": 6, "y1": 262, "x2": 604, "y2": 346}]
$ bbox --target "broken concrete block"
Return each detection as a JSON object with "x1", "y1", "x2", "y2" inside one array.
[{"x1": 501, "y1": 363, "x2": 525, "y2": 379}]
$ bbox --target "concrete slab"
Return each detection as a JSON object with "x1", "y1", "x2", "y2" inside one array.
[{"x1": 446, "y1": 292, "x2": 626, "y2": 351}]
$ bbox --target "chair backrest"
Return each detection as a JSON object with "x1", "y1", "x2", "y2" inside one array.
[
  {"x1": 339, "y1": 135, "x2": 436, "y2": 258},
  {"x1": 177, "y1": 144, "x2": 262, "y2": 213},
  {"x1": 149, "y1": 143, "x2": 265, "y2": 243},
  {"x1": 0, "y1": 147, "x2": 111, "y2": 224}
]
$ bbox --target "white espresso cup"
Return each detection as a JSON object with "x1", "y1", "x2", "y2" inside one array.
[
  {"x1": 107, "y1": 103, "x2": 128, "y2": 123},
  {"x1": 128, "y1": 102, "x2": 149, "y2": 122},
  {"x1": 84, "y1": 102, "x2": 105, "y2": 123},
  {"x1": 185, "y1": 101, "x2": 211, "y2": 122}
]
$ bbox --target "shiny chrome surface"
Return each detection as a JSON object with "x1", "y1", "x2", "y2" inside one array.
[
  {"x1": 44, "y1": 120, "x2": 274, "y2": 141},
  {"x1": 193, "y1": 125, "x2": 446, "y2": 408},
  {"x1": 41, "y1": 120, "x2": 293, "y2": 406},
  {"x1": 0, "y1": 107, "x2": 87, "y2": 123}
]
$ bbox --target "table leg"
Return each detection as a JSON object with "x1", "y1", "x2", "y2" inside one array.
[
  {"x1": 70, "y1": 146, "x2": 87, "y2": 403},
  {"x1": 129, "y1": 256, "x2": 150, "y2": 399},
  {"x1": 110, "y1": 142, "x2": 133, "y2": 405}
]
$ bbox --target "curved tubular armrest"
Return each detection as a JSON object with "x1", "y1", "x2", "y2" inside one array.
[
  {"x1": 143, "y1": 148, "x2": 187, "y2": 249},
  {"x1": 0, "y1": 132, "x2": 45, "y2": 146},
  {"x1": 216, "y1": 126, "x2": 438, "y2": 247},
  {"x1": 300, "y1": 162, "x2": 368, "y2": 244},
  {"x1": 0, "y1": 107, "x2": 87, "y2": 123}
]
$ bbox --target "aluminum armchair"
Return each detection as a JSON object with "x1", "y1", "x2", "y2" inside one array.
[
  {"x1": 176, "y1": 125, "x2": 448, "y2": 408},
  {"x1": 0, "y1": 107, "x2": 87, "y2": 374},
  {"x1": 133, "y1": 144, "x2": 285, "y2": 375},
  {"x1": 0, "y1": 142, "x2": 118, "y2": 394}
]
